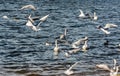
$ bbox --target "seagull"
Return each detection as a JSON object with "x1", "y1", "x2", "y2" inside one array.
[
  {"x1": 60, "y1": 28, "x2": 67, "y2": 40},
  {"x1": 79, "y1": 9, "x2": 86, "y2": 18},
  {"x1": 2, "y1": 15, "x2": 9, "y2": 19},
  {"x1": 82, "y1": 40, "x2": 88, "y2": 51},
  {"x1": 97, "y1": 25, "x2": 110, "y2": 34},
  {"x1": 79, "y1": 9, "x2": 92, "y2": 19},
  {"x1": 93, "y1": 12, "x2": 98, "y2": 20},
  {"x1": 45, "y1": 41, "x2": 52, "y2": 46},
  {"x1": 96, "y1": 59, "x2": 119, "y2": 76},
  {"x1": 37, "y1": 14, "x2": 49, "y2": 28},
  {"x1": 72, "y1": 37, "x2": 88, "y2": 48},
  {"x1": 104, "y1": 23, "x2": 118, "y2": 29},
  {"x1": 26, "y1": 14, "x2": 49, "y2": 31},
  {"x1": 20, "y1": 4, "x2": 36, "y2": 10},
  {"x1": 64, "y1": 62, "x2": 78, "y2": 75},
  {"x1": 26, "y1": 15, "x2": 40, "y2": 31},
  {"x1": 53, "y1": 40, "x2": 59, "y2": 56}
]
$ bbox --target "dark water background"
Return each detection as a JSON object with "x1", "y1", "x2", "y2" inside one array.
[{"x1": 0, "y1": 0, "x2": 120, "y2": 76}]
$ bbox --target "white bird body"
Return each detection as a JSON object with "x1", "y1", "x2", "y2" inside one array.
[
  {"x1": 26, "y1": 15, "x2": 40, "y2": 31},
  {"x1": 82, "y1": 40, "x2": 88, "y2": 51},
  {"x1": 79, "y1": 9, "x2": 86, "y2": 18},
  {"x1": 72, "y1": 37, "x2": 88, "y2": 48},
  {"x1": 60, "y1": 28, "x2": 67, "y2": 40},
  {"x1": 104, "y1": 23, "x2": 118, "y2": 29},
  {"x1": 54, "y1": 40, "x2": 59, "y2": 55},
  {"x1": 45, "y1": 42, "x2": 52, "y2": 46},
  {"x1": 26, "y1": 20, "x2": 40, "y2": 31},
  {"x1": 2, "y1": 15, "x2": 9, "y2": 19},
  {"x1": 20, "y1": 4, "x2": 36, "y2": 10},
  {"x1": 64, "y1": 62, "x2": 78, "y2": 75},
  {"x1": 93, "y1": 12, "x2": 98, "y2": 20},
  {"x1": 54, "y1": 46, "x2": 59, "y2": 52}
]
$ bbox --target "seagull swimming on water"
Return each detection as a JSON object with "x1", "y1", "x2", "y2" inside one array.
[
  {"x1": 53, "y1": 39, "x2": 60, "y2": 56},
  {"x1": 72, "y1": 37, "x2": 88, "y2": 48},
  {"x1": 79, "y1": 9, "x2": 86, "y2": 18},
  {"x1": 20, "y1": 4, "x2": 36, "y2": 10},
  {"x1": 2, "y1": 15, "x2": 9, "y2": 19},
  {"x1": 93, "y1": 12, "x2": 98, "y2": 20},
  {"x1": 82, "y1": 40, "x2": 88, "y2": 51},
  {"x1": 59, "y1": 28, "x2": 67, "y2": 40},
  {"x1": 79, "y1": 9, "x2": 92, "y2": 19}
]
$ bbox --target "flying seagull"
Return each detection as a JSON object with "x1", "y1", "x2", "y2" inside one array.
[{"x1": 20, "y1": 4, "x2": 36, "y2": 10}]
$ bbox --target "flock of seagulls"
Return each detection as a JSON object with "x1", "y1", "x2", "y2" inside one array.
[{"x1": 2, "y1": 4, "x2": 120, "y2": 76}]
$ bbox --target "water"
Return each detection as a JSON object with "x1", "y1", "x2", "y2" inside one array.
[{"x1": 0, "y1": 0, "x2": 120, "y2": 76}]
